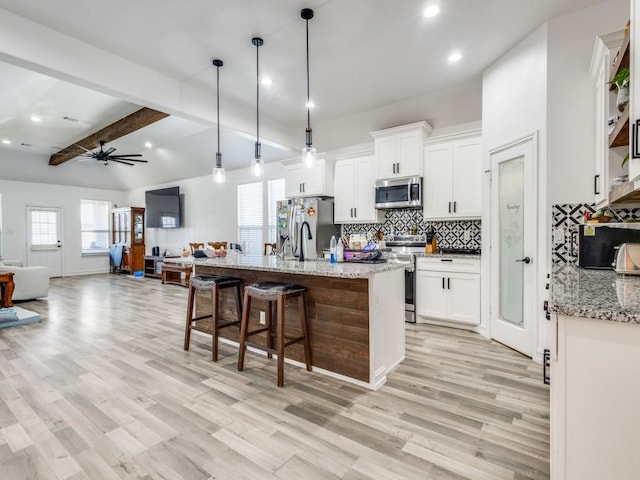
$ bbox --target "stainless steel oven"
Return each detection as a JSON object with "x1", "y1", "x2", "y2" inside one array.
[{"x1": 386, "y1": 235, "x2": 426, "y2": 323}]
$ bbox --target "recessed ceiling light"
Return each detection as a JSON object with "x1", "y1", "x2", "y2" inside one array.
[
  {"x1": 31, "y1": 115, "x2": 42, "y2": 123},
  {"x1": 144, "y1": 141, "x2": 153, "y2": 148},
  {"x1": 261, "y1": 77, "x2": 272, "y2": 86},
  {"x1": 1, "y1": 139, "x2": 10, "y2": 144},
  {"x1": 448, "y1": 52, "x2": 462, "y2": 63},
  {"x1": 306, "y1": 101, "x2": 315, "y2": 109},
  {"x1": 423, "y1": 5, "x2": 440, "y2": 17}
]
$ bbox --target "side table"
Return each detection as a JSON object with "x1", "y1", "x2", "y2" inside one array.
[
  {"x1": 161, "y1": 264, "x2": 192, "y2": 287},
  {"x1": 0, "y1": 271, "x2": 15, "y2": 307}
]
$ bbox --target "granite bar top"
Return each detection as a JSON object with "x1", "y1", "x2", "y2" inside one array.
[
  {"x1": 550, "y1": 263, "x2": 640, "y2": 323},
  {"x1": 164, "y1": 254, "x2": 404, "y2": 279}
]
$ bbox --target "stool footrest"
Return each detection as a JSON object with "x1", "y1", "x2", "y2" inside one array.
[
  {"x1": 245, "y1": 326, "x2": 270, "y2": 337},
  {"x1": 283, "y1": 335, "x2": 306, "y2": 347},
  {"x1": 244, "y1": 342, "x2": 276, "y2": 355}
]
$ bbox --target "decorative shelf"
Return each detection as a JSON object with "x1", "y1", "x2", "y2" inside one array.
[
  {"x1": 609, "y1": 105, "x2": 629, "y2": 147},
  {"x1": 609, "y1": 180, "x2": 640, "y2": 204},
  {"x1": 609, "y1": 26, "x2": 630, "y2": 91}
]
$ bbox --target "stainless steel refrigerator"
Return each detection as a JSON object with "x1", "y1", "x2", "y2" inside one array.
[{"x1": 276, "y1": 198, "x2": 340, "y2": 259}]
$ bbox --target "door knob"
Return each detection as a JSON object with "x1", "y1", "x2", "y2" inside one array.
[{"x1": 516, "y1": 256, "x2": 531, "y2": 264}]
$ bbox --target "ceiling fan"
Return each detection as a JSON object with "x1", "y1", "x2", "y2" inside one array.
[{"x1": 76, "y1": 140, "x2": 148, "y2": 166}]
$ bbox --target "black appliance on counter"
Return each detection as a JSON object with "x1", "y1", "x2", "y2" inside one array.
[{"x1": 578, "y1": 224, "x2": 640, "y2": 269}]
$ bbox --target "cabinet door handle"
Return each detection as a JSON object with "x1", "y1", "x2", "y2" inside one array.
[
  {"x1": 354, "y1": 207, "x2": 357, "y2": 218},
  {"x1": 594, "y1": 174, "x2": 600, "y2": 195},
  {"x1": 350, "y1": 208, "x2": 353, "y2": 218},
  {"x1": 442, "y1": 277, "x2": 445, "y2": 289},
  {"x1": 453, "y1": 201, "x2": 457, "y2": 213},
  {"x1": 441, "y1": 258, "x2": 453, "y2": 262},
  {"x1": 447, "y1": 278, "x2": 451, "y2": 290},
  {"x1": 393, "y1": 163, "x2": 396, "y2": 174},
  {"x1": 396, "y1": 162, "x2": 400, "y2": 174},
  {"x1": 448, "y1": 202, "x2": 452, "y2": 213}
]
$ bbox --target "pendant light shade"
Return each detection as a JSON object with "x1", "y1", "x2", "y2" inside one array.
[
  {"x1": 252, "y1": 37, "x2": 264, "y2": 177},
  {"x1": 301, "y1": 8, "x2": 317, "y2": 167},
  {"x1": 212, "y1": 59, "x2": 226, "y2": 184}
]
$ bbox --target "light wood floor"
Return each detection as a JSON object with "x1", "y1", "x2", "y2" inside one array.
[{"x1": 0, "y1": 274, "x2": 549, "y2": 480}]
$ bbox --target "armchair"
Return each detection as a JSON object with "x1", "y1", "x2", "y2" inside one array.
[{"x1": 0, "y1": 260, "x2": 49, "y2": 301}]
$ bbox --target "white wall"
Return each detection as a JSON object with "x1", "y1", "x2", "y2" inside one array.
[
  {"x1": 0, "y1": 179, "x2": 126, "y2": 275},
  {"x1": 482, "y1": 24, "x2": 548, "y2": 360},
  {"x1": 547, "y1": 0, "x2": 629, "y2": 205},
  {"x1": 125, "y1": 162, "x2": 286, "y2": 255}
]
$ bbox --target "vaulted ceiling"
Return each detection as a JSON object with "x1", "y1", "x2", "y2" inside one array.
[{"x1": 0, "y1": 0, "x2": 608, "y2": 190}]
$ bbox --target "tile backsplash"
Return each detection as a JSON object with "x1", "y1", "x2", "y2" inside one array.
[
  {"x1": 552, "y1": 204, "x2": 640, "y2": 264},
  {"x1": 341, "y1": 209, "x2": 481, "y2": 250}
]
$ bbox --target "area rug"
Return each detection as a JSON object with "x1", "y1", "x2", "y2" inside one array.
[{"x1": 0, "y1": 306, "x2": 42, "y2": 329}]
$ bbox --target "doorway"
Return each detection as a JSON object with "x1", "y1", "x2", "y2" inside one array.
[
  {"x1": 490, "y1": 134, "x2": 537, "y2": 357},
  {"x1": 26, "y1": 206, "x2": 63, "y2": 277}
]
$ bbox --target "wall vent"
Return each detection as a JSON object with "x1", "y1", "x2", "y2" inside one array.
[
  {"x1": 62, "y1": 116, "x2": 80, "y2": 122},
  {"x1": 20, "y1": 143, "x2": 32, "y2": 147}
]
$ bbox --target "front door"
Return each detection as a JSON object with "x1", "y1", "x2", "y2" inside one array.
[
  {"x1": 490, "y1": 134, "x2": 537, "y2": 357},
  {"x1": 26, "y1": 206, "x2": 63, "y2": 277}
]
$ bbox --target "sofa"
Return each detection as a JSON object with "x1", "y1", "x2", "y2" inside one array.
[{"x1": 0, "y1": 260, "x2": 49, "y2": 301}]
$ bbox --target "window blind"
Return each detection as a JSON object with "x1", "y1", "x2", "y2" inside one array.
[
  {"x1": 237, "y1": 182, "x2": 263, "y2": 255},
  {"x1": 81, "y1": 199, "x2": 111, "y2": 253}
]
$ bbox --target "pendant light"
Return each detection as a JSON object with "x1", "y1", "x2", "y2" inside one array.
[
  {"x1": 301, "y1": 8, "x2": 317, "y2": 167},
  {"x1": 252, "y1": 37, "x2": 264, "y2": 177},
  {"x1": 212, "y1": 59, "x2": 226, "y2": 184}
]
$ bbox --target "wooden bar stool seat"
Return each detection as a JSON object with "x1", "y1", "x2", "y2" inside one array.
[
  {"x1": 184, "y1": 275, "x2": 243, "y2": 361},
  {"x1": 237, "y1": 281, "x2": 312, "y2": 387}
]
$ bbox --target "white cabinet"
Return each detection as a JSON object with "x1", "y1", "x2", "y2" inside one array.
[
  {"x1": 423, "y1": 133, "x2": 482, "y2": 219},
  {"x1": 334, "y1": 155, "x2": 384, "y2": 223},
  {"x1": 551, "y1": 314, "x2": 640, "y2": 480},
  {"x1": 284, "y1": 157, "x2": 334, "y2": 198},
  {"x1": 415, "y1": 256, "x2": 480, "y2": 325},
  {"x1": 590, "y1": 31, "x2": 627, "y2": 207},
  {"x1": 371, "y1": 121, "x2": 432, "y2": 180}
]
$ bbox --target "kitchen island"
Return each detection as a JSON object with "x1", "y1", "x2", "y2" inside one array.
[{"x1": 167, "y1": 255, "x2": 405, "y2": 389}]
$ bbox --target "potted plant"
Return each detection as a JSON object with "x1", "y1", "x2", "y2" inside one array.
[{"x1": 609, "y1": 67, "x2": 629, "y2": 112}]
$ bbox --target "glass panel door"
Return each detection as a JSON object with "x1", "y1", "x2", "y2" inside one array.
[{"x1": 499, "y1": 156, "x2": 524, "y2": 326}]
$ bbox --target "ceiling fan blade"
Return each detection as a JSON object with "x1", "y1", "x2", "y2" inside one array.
[
  {"x1": 110, "y1": 159, "x2": 134, "y2": 166},
  {"x1": 104, "y1": 147, "x2": 116, "y2": 156},
  {"x1": 109, "y1": 154, "x2": 143, "y2": 158},
  {"x1": 114, "y1": 158, "x2": 148, "y2": 163}
]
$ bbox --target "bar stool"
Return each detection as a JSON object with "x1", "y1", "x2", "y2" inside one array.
[
  {"x1": 237, "y1": 281, "x2": 312, "y2": 387},
  {"x1": 184, "y1": 275, "x2": 243, "y2": 361}
]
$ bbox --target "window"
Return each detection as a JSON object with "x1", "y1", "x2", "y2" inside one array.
[
  {"x1": 237, "y1": 182, "x2": 263, "y2": 255},
  {"x1": 268, "y1": 178, "x2": 286, "y2": 242},
  {"x1": 30, "y1": 209, "x2": 59, "y2": 247},
  {"x1": 81, "y1": 199, "x2": 111, "y2": 254}
]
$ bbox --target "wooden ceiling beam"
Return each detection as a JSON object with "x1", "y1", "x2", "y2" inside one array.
[{"x1": 49, "y1": 107, "x2": 169, "y2": 166}]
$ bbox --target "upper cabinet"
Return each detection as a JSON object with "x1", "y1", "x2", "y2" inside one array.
[
  {"x1": 591, "y1": 28, "x2": 629, "y2": 207},
  {"x1": 334, "y1": 153, "x2": 384, "y2": 224},
  {"x1": 283, "y1": 156, "x2": 335, "y2": 198},
  {"x1": 423, "y1": 131, "x2": 482, "y2": 220},
  {"x1": 371, "y1": 121, "x2": 433, "y2": 179}
]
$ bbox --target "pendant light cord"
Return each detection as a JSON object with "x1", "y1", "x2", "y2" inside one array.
[
  {"x1": 216, "y1": 63, "x2": 221, "y2": 161},
  {"x1": 305, "y1": 17, "x2": 311, "y2": 132},
  {"x1": 256, "y1": 40, "x2": 260, "y2": 147}
]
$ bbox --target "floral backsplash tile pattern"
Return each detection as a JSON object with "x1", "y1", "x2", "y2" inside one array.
[
  {"x1": 341, "y1": 209, "x2": 481, "y2": 250},
  {"x1": 552, "y1": 203, "x2": 640, "y2": 264}
]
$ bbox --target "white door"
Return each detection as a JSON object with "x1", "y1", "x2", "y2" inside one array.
[
  {"x1": 452, "y1": 139, "x2": 482, "y2": 218},
  {"x1": 415, "y1": 271, "x2": 447, "y2": 319},
  {"x1": 423, "y1": 143, "x2": 453, "y2": 218},
  {"x1": 334, "y1": 160, "x2": 354, "y2": 222},
  {"x1": 490, "y1": 135, "x2": 537, "y2": 356},
  {"x1": 447, "y1": 272, "x2": 481, "y2": 325},
  {"x1": 353, "y1": 156, "x2": 376, "y2": 221},
  {"x1": 26, "y1": 206, "x2": 63, "y2": 277}
]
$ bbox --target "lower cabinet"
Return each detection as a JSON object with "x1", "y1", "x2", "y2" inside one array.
[
  {"x1": 415, "y1": 257, "x2": 480, "y2": 325},
  {"x1": 551, "y1": 314, "x2": 640, "y2": 480}
]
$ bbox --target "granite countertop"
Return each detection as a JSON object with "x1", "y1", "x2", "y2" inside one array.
[
  {"x1": 550, "y1": 263, "x2": 640, "y2": 323},
  {"x1": 415, "y1": 252, "x2": 482, "y2": 259},
  {"x1": 165, "y1": 254, "x2": 404, "y2": 279}
]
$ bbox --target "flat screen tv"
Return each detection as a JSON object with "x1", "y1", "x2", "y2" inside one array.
[{"x1": 145, "y1": 187, "x2": 182, "y2": 228}]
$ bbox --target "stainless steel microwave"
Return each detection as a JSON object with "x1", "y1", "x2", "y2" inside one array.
[{"x1": 375, "y1": 176, "x2": 422, "y2": 209}]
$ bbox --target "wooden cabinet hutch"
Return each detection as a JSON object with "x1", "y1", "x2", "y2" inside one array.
[{"x1": 112, "y1": 207, "x2": 145, "y2": 274}]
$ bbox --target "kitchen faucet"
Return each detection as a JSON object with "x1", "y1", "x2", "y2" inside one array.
[{"x1": 299, "y1": 221, "x2": 313, "y2": 262}]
